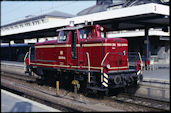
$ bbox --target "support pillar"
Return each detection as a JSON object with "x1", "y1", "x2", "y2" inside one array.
[
  {"x1": 37, "y1": 38, "x2": 39, "y2": 42},
  {"x1": 8, "y1": 41, "x2": 11, "y2": 61},
  {"x1": 144, "y1": 28, "x2": 151, "y2": 69}
]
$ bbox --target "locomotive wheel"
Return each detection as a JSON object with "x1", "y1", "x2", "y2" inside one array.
[
  {"x1": 83, "y1": 88, "x2": 89, "y2": 97},
  {"x1": 41, "y1": 70, "x2": 57, "y2": 87},
  {"x1": 44, "y1": 74, "x2": 56, "y2": 86},
  {"x1": 59, "y1": 72, "x2": 74, "y2": 91},
  {"x1": 97, "y1": 91, "x2": 105, "y2": 99},
  {"x1": 108, "y1": 88, "x2": 124, "y2": 96}
]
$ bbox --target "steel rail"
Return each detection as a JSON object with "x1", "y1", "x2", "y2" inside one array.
[
  {"x1": 2, "y1": 72, "x2": 124, "y2": 112},
  {"x1": 1, "y1": 68, "x2": 170, "y2": 111},
  {"x1": 1, "y1": 75, "x2": 95, "y2": 112},
  {"x1": 1, "y1": 71, "x2": 37, "y2": 82},
  {"x1": 105, "y1": 93, "x2": 170, "y2": 111}
]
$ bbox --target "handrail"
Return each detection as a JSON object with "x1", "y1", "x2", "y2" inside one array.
[
  {"x1": 101, "y1": 52, "x2": 110, "y2": 82},
  {"x1": 28, "y1": 47, "x2": 31, "y2": 65},
  {"x1": 138, "y1": 52, "x2": 143, "y2": 70},
  {"x1": 86, "y1": 52, "x2": 90, "y2": 83},
  {"x1": 101, "y1": 52, "x2": 110, "y2": 67},
  {"x1": 24, "y1": 52, "x2": 29, "y2": 71},
  {"x1": 100, "y1": 51, "x2": 140, "y2": 71}
]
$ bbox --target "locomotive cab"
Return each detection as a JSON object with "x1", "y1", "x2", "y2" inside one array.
[{"x1": 56, "y1": 25, "x2": 143, "y2": 91}]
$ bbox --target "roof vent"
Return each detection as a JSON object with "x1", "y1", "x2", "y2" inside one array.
[
  {"x1": 85, "y1": 20, "x2": 88, "y2": 25},
  {"x1": 69, "y1": 21, "x2": 74, "y2": 26}
]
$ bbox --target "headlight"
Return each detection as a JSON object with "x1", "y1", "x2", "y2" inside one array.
[
  {"x1": 106, "y1": 64, "x2": 110, "y2": 69},
  {"x1": 123, "y1": 50, "x2": 126, "y2": 56}
]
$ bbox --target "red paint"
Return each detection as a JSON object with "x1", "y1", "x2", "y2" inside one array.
[
  {"x1": 136, "y1": 60, "x2": 141, "y2": 70},
  {"x1": 25, "y1": 58, "x2": 29, "y2": 65},
  {"x1": 30, "y1": 25, "x2": 128, "y2": 73}
]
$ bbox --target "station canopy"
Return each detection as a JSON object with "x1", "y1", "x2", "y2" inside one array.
[{"x1": 1, "y1": 3, "x2": 169, "y2": 41}]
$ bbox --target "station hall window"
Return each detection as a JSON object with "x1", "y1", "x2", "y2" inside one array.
[
  {"x1": 58, "y1": 31, "x2": 68, "y2": 42},
  {"x1": 10, "y1": 26, "x2": 14, "y2": 29},
  {"x1": 20, "y1": 24, "x2": 24, "y2": 27},
  {"x1": 14, "y1": 25, "x2": 18, "y2": 29},
  {"x1": 25, "y1": 23, "x2": 30, "y2": 26},
  {"x1": 5, "y1": 27, "x2": 9, "y2": 30},
  {"x1": 41, "y1": 19, "x2": 45, "y2": 23}
]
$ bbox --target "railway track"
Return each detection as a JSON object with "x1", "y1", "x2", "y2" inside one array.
[
  {"x1": 1, "y1": 71, "x2": 37, "y2": 82},
  {"x1": 1, "y1": 75, "x2": 92, "y2": 112},
  {"x1": 1, "y1": 70, "x2": 170, "y2": 111},
  {"x1": 105, "y1": 93, "x2": 170, "y2": 111},
  {"x1": 1, "y1": 72, "x2": 122, "y2": 112},
  {"x1": 1, "y1": 82, "x2": 82, "y2": 112}
]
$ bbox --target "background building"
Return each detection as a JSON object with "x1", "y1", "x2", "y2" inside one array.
[
  {"x1": 108, "y1": 29, "x2": 170, "y2": 64},
  {"x1": 1, "y1": 10, "x2": 74, "y2": 44},
  {"x1": 77, "y1": 0, "x2": 169, "y2": 16}
]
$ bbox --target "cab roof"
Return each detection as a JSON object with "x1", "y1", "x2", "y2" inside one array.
[{"x1": 56, "y1": 24, "x2": 111, "y2": 32}]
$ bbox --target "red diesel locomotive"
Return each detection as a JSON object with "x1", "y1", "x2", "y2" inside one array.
[{"x1": 25, "y1": 24, "x2": 143, "y2": 94}]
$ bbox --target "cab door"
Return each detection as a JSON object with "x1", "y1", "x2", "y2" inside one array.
[
  {"x1": 70, "y1": 30, "x2": 79, "y2": 68},
  {"x1": 77, "y1": 30, "x2": 84, "y2": 67},
  {"x1": 70, "y1": 29, "x2": 84, "y2": 69},
  {"x1": 71, "y1": 30, "x2": 77, "y2": 59}
]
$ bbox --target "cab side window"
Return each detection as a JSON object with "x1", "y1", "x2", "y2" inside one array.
[{"x1": 58, "y1": 31, "x2": 68, "y2": 42}]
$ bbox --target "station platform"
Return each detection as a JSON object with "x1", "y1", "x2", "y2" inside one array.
[
  {"x1": 1, "y1": 60, "x2": 24, "y2": 67},
  {"x1": 142, "y1": 66, "x2": 170, "y2": 82},
  {"x1": 1, "y1": 60, "x2": 170, "y2": 82},
  {"x1": 1, "y1": 89, "x2": 61, "y2": 112}
]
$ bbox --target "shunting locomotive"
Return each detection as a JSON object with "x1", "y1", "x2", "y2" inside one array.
[{"x1": 25, "y1": 24, "x2": 143, "y2": 94}]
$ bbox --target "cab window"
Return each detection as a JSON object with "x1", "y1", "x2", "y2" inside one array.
[
  {"x1": 79, "y1": 28, "x2": 92, "y2": 39},
  {"x1": 80, "y1": 29, "x2": 85, "y2": 39},
  {"x1": 100, "y1": 27, "x2": 105, "y2": 38},
  {"x1": 58, "y1": 31, "x2": 68, "y2": 42},
  {"x1": 101, "y1": 31, "x2": 105, "y2": 38}
]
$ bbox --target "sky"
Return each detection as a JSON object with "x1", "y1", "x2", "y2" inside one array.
[{"x1": 1, "y1": 0, "x2": 96, "y2": 26}]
